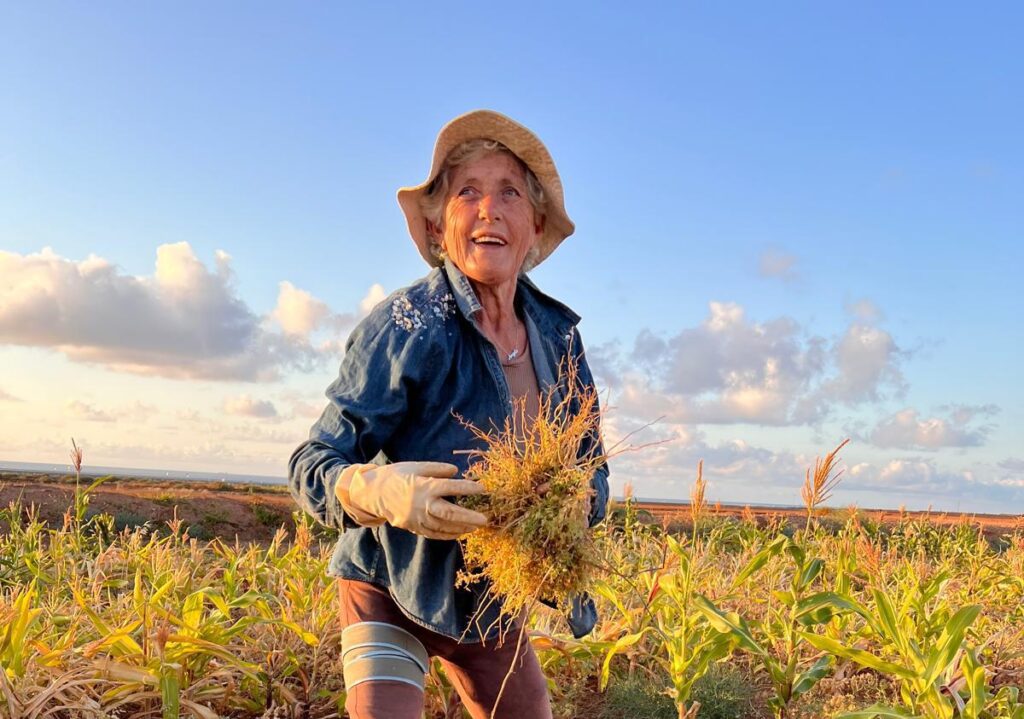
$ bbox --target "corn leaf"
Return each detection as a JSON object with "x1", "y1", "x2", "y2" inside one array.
[
  {"x1": 797, "y1": 558, "x2": 825, "y2": 590},
  {"x1": 693, "y1": 595, "x2": 766, "y2": 658},
  {"x1": 799, "y1": 632, "x2": 916, "y2": 679},
  {"x1": 181, "y1": 590, "x2": 206, "y2": 634},
  {"x1": 160, "y1": 664, "x2": 181, "y2": 719},
  {"x1": 732, "y1": 536, "x2": 786, "y2": 588},
  {"x1": 599, "y1": 630, "x2": 649, "y2": 691},
  {"x1": 180, "y1": 699, "x2": 221, "y2": 719},
  {"x1": 921, "y1": 605, "x2": 981, "y2": 688},
  {"x1": 95, "y1": 658, "x2": 158, "y2": 685},
  {"x1": 958, "y1": 647, "x2": 986, "y2": 719},
  {"x1": 870, "y1": 588, "x2": 908, "y2": 655},
  {"x1": 791, "y1": 654, "x2": 834, "y2": 699}
]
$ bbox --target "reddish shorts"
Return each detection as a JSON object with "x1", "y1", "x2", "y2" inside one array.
[{"x1": 337, "y1": 578, "x2": 552, "y2": 719}]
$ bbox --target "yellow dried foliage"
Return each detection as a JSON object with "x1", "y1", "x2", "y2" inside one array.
[{"x1": 458, "y1": 358, "x2": 605, "y2": 621}]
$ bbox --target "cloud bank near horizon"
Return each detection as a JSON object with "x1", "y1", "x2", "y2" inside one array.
[
  {"x1": 0, "y1": 242, "x2": 1013, "y2": 512},
  {"x1": 593, "y1": 300, "x2": 910, "y2": 428},
  {"x1": 0, "y1": 244, "x2": 382, "y2": 381}
]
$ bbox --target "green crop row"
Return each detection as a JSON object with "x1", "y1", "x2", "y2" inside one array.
[{"x1": 0, "y1": 472, "x2": 1022, "y2": 718}]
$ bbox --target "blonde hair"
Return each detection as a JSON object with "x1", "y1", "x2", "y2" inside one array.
[{"x1": 419, "y1": 139, "x2": 547, "y2": 270}]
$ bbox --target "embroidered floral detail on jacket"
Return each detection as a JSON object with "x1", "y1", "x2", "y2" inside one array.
[
  {"x1": 429, "y1": 292, "x2": 456, "y2": 320},
  {"x1": 391, "y1": 297, "x2": 424, "y2": 331},
  {"x1": 391, "y1": 292, "x2": 455, "y2": 332}
]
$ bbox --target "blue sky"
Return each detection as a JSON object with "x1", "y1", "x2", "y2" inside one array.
[{"x1": 1, "y1": 3, "x2": 1021, "y2": 512}]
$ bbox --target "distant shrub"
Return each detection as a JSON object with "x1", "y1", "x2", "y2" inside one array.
[
  {"x1": 252, "y1": 504, "x2": 283, "y2": 527},
  {"x1": 202, "y1": 508, "x2": 229, "y2": 525},
  {"x1": 112, "y1": 512, "x2": 150, "y2": 532},
  {"x1": 185, "y1": 523, "x2": 215, "y2": 541},
  {"x1": 154, "y1": 493, "x2": 177, "y2": 507}
]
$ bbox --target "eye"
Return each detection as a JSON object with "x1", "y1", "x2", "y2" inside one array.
[
  {"x1": 457, "y1": 186, "x2": 476, "y2": 197},
  {"x1": 502, "y1": 186, "x2": 521, "y2": 198}
]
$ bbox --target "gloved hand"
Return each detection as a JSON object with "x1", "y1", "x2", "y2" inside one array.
[{"x1": 335, "y1": 461, "x2": 488, "y2": 540}]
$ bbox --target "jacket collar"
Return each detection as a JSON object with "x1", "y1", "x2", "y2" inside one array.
[{"x1": 442, "y1": 259, "x2": 581, "y2": 332}]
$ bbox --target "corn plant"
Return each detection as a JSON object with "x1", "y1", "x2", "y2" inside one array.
[
  {"x1": 597, "y1": 478, "x2": 740, "y2": 719},
  {"x1": 0, "y1": 582, "x2": 42, "y2": 680},
  {"x1": 800, "y1": 568, "x2": 984, "y2": 719},
  {"x1": 695, "y1": 535, "x2": 838, "y2": 718},
  {"x1": 1, "y1": 440, "x2": 1022, "y2": 718}
]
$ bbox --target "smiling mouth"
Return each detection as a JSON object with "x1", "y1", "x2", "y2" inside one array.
[{"x1": 471, "y1": 235, "x2": 507, "y2": 246}]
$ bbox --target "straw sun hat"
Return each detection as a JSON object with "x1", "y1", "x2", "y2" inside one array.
[{"x1": 397, "y1": 110, "x2": 575, "y2": 268}]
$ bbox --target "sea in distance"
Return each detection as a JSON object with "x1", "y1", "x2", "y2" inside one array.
[
  {"x1": 0, "y1": 459, "x2": 286, "y2": 487},
  {"x1": 0, "y1": 459, "x2": 804, "y2": 509}
]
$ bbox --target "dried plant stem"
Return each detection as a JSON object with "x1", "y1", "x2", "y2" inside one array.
[
  {"x1": 801, "y1": 438, "x2": 850, "y2": 533},
  {"x1": 458, "y1": 355, "x2": 606, "y2": 630},
  {"x1": 489, "y1": 603, "x2": 533, "y2": 719},
  {"x1": 689, "y1": 460, "x2": 706, "y2": 544}
]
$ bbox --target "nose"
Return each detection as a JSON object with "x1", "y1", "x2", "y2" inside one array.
[{"x1": 477, "y1": 193, "x2": 500, "y2": 222}]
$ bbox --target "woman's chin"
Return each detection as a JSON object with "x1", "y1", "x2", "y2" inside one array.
[{"x1": 460, "y1": 262, "x2": 521, "y2": 290}]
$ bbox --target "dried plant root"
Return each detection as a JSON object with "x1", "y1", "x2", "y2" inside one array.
[{"x1": 457, "y1": 358, "x2": 605, "y2": 623}]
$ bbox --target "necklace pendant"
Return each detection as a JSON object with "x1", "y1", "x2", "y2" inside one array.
[{"x1": 507, "y1": 349, "x2": 519, "y2": 361}]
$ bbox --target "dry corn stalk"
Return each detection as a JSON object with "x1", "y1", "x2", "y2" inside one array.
[{"x1": 801, "y1": 438, "x2": 849, "y2": 531}]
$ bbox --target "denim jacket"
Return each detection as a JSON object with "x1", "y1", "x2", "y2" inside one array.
[{"x1": 288, "y1": 259, "x2": 609, "y2": 642}]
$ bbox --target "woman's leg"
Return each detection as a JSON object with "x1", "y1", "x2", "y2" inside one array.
[
  {"x1": 337, "y1": 579, "x2": 429, "y2": 719},
  {"x1": 439, "y1": 627, "x2": 553, "y2": 719}
]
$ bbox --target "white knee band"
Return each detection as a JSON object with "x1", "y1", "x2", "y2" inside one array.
[{"x1": 342, "y1": 621, "x2": 429, "y2": 691}]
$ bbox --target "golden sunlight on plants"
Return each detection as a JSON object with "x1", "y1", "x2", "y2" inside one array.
[
  {"x1": 0, "y1": 440, "x2": 1022, "y2": 718},
  {"x1": 458, "y1": 357, "x2": 604, "y2": 624},
  {"x1": 801, "y1": 438, "x2": 849, "y2": 533}
]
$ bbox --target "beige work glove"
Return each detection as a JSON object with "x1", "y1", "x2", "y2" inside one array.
[{"x1": 335, "y1": 461, "x2": 488, "y2": 540}]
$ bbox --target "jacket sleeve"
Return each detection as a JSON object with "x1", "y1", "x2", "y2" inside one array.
[
  {"x1": 571, "y1": 327, "x2": 610, "y2": 528},
  {"x1": 287, "y1": 307, "x2": 433, "y2": 530}
]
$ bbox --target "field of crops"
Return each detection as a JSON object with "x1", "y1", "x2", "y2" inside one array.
[{"x1": 1, "y1": 472, "x2": 1022, "y2": 718}]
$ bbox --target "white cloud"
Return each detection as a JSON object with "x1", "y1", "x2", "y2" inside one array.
[
  {"x1": 270, "y1": 281, "x2": 385, "y2": 339},
  {"x1": 597, "y1": 301, "x2": 904, "y2": 427},
  {"x1": 758, "y1": 249, "x2": 799, "y2": 281},
  {"x1": 868, "y1": 405, "x2": 997, "y2": 450},
  {"x1": 845, "y1": 298, "x2": 884, "y2": 323},
  {"x1": 62, "y1": 399, "x2": 157, "y2": 424},
  {"x1": 874, "y1": 459, "x2": 959, "y2": 493},
  {"x1": 603, "y1": 422, "x2": 838, "y2": 506},
  {"x1": 994, "y1": 458, "x2": 1024, "y2": 489},
  {"x1": 359, "y1": 284, "x2": 387, "y2": 316},
  {"x1": 57, "y1": 438, "x2": 283, "y2": 474},
  {"x1": 128, "y1": 402, "x2": 159, "y2": 421},
  {"x1": 844, "y1": 458, "x2": 966, "y2": 505},
  {"x1": 221, "y1": 424, "x2": 298, "y2": 444},
  {"x1": 941, "y1": 403, "x2": 1000, "y2": 427},
  {"x1": 65, "y1": 400, "x2": 114, "y2": 422},
  {"x1": 843, "y1": 456, "x2": 1024, "y2": 508},
  {"x1": 999, "y1": 457, "x2": 1024, "y2": 474},
  {"x1": 272, "y1": 281, "x2": 333, "y2": 337},
  {"x1": 820, "y1": 324, "x2": 905, "y2": 404},
  {"x1": 224, "y1": 395, "x2": 278, "y2": 419},
  {"x1": 290, "y1": 400, "x2": 325, "y2": 420},
  {"x1": 0, "y1": 244, "x2": 361, "y2": 381}
]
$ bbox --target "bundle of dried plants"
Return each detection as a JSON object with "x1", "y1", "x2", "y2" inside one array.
[{"x1": 457, "y1": 358, "x2": 606, "y2": 623}]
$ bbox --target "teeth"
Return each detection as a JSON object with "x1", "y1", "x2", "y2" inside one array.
[{"x1": 473, "y1": 236, "x2": 506, "y2": 245}]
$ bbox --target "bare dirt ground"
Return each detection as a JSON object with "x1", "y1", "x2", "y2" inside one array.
[
  {"x1": 0, "y1": 471, "x2": 300, "y2": 542},
  {"x1": 1, "y1": 471, "x2": 1020, "y2": 542},
  {"x1": 631, "y1": 501, "x2": 1023, "y2": 540}
]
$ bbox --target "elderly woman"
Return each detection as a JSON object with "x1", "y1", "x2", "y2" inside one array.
[{"x1": 289, "y1": 110, "x2": 609, "y2": 719}]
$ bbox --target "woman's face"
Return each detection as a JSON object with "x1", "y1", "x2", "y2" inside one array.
[{"x1": 436, "y1": 152, "x2": 543, "y2": 290}]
